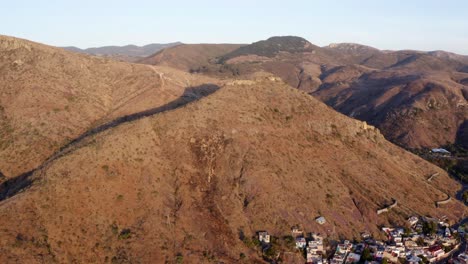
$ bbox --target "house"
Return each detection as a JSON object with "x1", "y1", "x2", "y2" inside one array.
[
  {"x1": 316, "y1": 216, "x2": 326, "y2": 225},
  {"x1": 394, "y1": 247, "x2": 406, "y2": 258},
  {"x1": 453, "y1": 253, "x2": 468, "y2": 264},
  {"x1": 258, "y1": 231, "x2": 270, "y2": 244},
  {"x1": 336, "y1": 241, "x2": 352, "y2": 254},
  {"x1": 407, "y1": 255, "x2": 422, "y2": 264},
  {"x1": 306, "y1": 252, "x2": 323, "y2": 264},
  {"x1": 308, "y1": 240, "x2": 324, "y2": 254},
  {"x1": 444, "y1": 227, "x2": 451, "y2": 237},
  {"x1": 395, "y1": 228, "x2": 405, "y2": 236},
  {"x1": 374, "y1": 249, "x2": 384, "y2": 260},
  {"x1": 296, "y1": 237, "x2": 307, "y2": 249},
  {"x1": 306, "y1": 240, "x2": 325, "y2": 264},
  {"x1": 404, "y1": 240, "x2": 418, "y2": 248},
  {"x1": 427, "y1": 245, "x2": 444, "y2": 258},
  {"x1": 407, "y1": 216, "x2": 419, "y2": 226},
  {"x1": 345, "y1": 253, "x2": 361, "y2": 263},
  {"x1": 411, "y1": 249, "x2": 425, "y2": 258},
  {"x1": 291, "y1": 227, "x2": 303, "y2": 236},
  {"x1": 331, "y1": 255, "x2": 346, "y2": 264},
  {"x1": 394, "y1": 236, "x2": 403, "y2": 247}
]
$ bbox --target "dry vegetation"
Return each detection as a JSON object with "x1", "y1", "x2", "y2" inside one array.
[
  {"x1": 0, "y1": 35, "x2": 465, "y2": 263},
  {"x1": 0, "y1": 77, "x2": 464, "y2": 263},
  {"x1": 0, "y1": 35, "x2": 218, "y2": 178},
  {"x1": 142, "y1": 36, "x2": 468, "y2": 149}
]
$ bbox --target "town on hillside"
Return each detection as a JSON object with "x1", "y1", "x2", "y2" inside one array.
[{"x1": 251, "y1": 216, "x2": 467, "y2": 264}]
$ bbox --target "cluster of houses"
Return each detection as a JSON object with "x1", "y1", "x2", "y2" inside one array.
[{"x1": 257, "y1": 216, "x2": 465, "y2": 264}]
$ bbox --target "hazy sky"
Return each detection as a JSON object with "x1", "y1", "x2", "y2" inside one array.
[{"x1": 2, "y1": 0, "x2": 468, "y2": 54}]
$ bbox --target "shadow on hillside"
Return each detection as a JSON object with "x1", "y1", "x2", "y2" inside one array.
[
  {"x1": 0, "y1": 83, "x2": 220, "y2": 202},
  {"x1": 456, "y1": 120, "x2": 468, "y2": 149}
]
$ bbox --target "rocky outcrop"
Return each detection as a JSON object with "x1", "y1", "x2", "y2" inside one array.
[{"x1": 0, "y1": 35, "x2": 32, "y2": 51}]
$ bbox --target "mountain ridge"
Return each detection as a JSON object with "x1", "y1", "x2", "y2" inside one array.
[
  {"x1": 63, "y1": 42, "x2": 182, "y2": 56},
  {"x1": 146, "y1": 36, "x2": 468, "y2": 149}
]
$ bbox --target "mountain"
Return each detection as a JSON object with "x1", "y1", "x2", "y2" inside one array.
[
  {"x1": 428, "y1": 50, "x2": 468, "y2": 65},
  {"x1": 219, "y1": 36, "x2": 318, "y2": 62},
  {"x1": 0, "y1": 76, "x2": 464, "y2": 263},
  {"x1": 138, "y1": 43, "x2": 244, "y2": 71},
  {"x1": 323, "y1": 43, "x2": 381, "y2": 64},
  {"x1": 0, "y1": 35, "x2": 217, "y2": 178},
  {"x1": 157, "y1": 36, "x2": 468, "y2": 149},
  {"x1": 312, "y1": 61, "x2": 468, "y2": 148},
  {"x1": 62, "y1": 42, "x2": 182, "y2": 62}
]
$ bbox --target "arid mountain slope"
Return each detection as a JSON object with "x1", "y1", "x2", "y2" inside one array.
[
  {"x1": 153, "y1": 36, "x2": 468, "y2": 149},
  {"x1": 0, "y1": 35, "x2": 217, "y2": 178},
  {"x1": 219, "y1": 36, "x2": 318, "y2": 62},
  {"x1": 314, "y1": 69, "x2": 468, "y2": 148},
  {"x1": 139, "y1": 43, "x2": 244, "y2": 72},
  {"x1": 0, "y1": 78, "x2": 464, "y2": 263},
  {"x1": 62, "y1": 42, "x2": 182, "y2": 62}
]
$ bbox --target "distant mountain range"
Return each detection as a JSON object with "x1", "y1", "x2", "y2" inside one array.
[
  {"x1": 142, "y1": 36, "x2": 468, "y2": 150},
  {"x1": 62, "y1": 42, "x2": 182, "y2": 61}
]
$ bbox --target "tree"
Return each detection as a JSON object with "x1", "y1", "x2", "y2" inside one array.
[
  {"x1": 403, "y1": 227, "x2": 412, "y2": 237},
  {"x1": 422, "y1": 221, "x2": 437, "y2": 235},
  {"x1": 416, "y1": 237, "x2": 425, "y2": 246},
  {"x1": 282, "y1": 235, "x2": 295, "y2": 250},
  {"x1": 361, "y1": 248, "x2": 372, "y2": 262},
  {"x1": 264, "y1": 245, "x2": 279, "y2": 259},
  {"x1": 418, "y1": 255, "x2": 429, "y2": 264}
]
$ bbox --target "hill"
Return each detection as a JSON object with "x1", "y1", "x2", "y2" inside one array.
[
  {"x1": 138, "y1": 43, "x2": 244, "y2": 71},
  {"x1": 323, "y1": 43, "x2": 381, "y2": 64},
  {"x1": 62, "y1": 42, "x2": 181, "y2": 62},
  {"x1": 314, "y1": 69, "x2": 468, "y2": 148},
  {"x1": 0, "y1": 77, "x2": 464, "y2": 263},
  {"x1": 219, "y1": 36, "x2": 318, "y2": 63},
  {"x1": 158, "y1": 36, "x2": 468, "y2": 149},
  {"x1": 0, "y1": 35, "x2": 217, "y2": 178}
]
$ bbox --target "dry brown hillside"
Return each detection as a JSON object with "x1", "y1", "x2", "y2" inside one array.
[
  {"x1": 0, "y1": 35, "x2": 218, "y2": 178},
  {"x1": 0, "y1": 78, "x2": 464, "y2": 263},
  {"x1": 314, "y1": 69, "x2": 468, "y2": 148},
  {"x1": 150, "y1": 36, "x2": 468, "y2": 149},
  {"x1": 138, "y1": 43, "x2": 244, "y2": 72}
]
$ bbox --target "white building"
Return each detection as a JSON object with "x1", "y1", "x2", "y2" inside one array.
[
  {"x1": 258, "y1": 231, "x2": 270, "y2": 244},
  {"x1": 431, "y1": 148, "x2": 451, "y2": 155},
  {"x1": 296, "y1": 237, "x2": 307, "y2": 249},
  {"x1": 345, "y1": 253, "x2": 361, "y2": 263},
  {"x1": 316, "y1": 216, "x2": 326, "y2": 225},
  {"x1": 407, "y1": 216, "x2": 419, "y2": 226}
]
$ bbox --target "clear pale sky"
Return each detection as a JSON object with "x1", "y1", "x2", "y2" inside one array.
[{"x1": 2, "y1": 0, "x2": 468, "y2": 54}]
